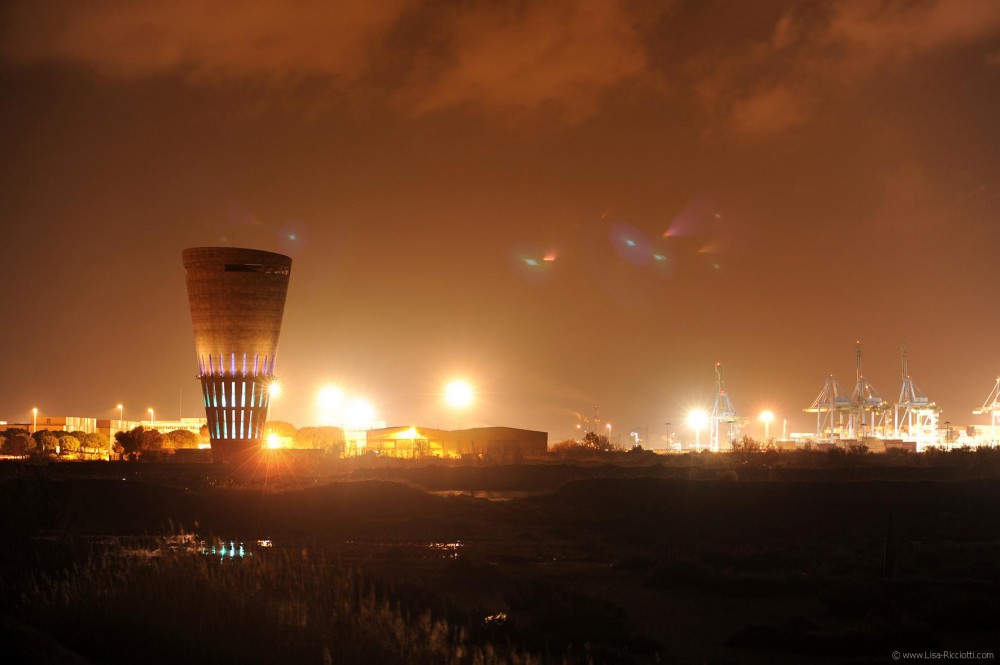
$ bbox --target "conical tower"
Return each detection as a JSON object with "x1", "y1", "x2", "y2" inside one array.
[{"x1": 182, "y1": 247, "x2": 292, "y2": 461}]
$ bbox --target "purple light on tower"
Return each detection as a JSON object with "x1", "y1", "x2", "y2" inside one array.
[{"x1": 182, "y1": 247, "x2": 292, "y2": 461}]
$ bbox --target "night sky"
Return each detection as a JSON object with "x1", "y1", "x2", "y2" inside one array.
[{"x1": 2, "y1": 1, "x2": 999, "y2": 444}]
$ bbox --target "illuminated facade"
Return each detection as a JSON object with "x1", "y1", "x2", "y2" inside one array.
[
  {"x1": 182, "y1": 247, "x2": 292, "y2": 460},
  {"x1": 364, "y1": 426, "x2": 548, "y2": 459}
]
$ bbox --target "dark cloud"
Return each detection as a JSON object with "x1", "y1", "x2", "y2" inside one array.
[
  {"x1": 1, "y1": 0, "x2": 660, "y2": 122},
  {"x1": 0, "y1": 0, "x2": 411, "y2": 83},
  {"x1": 689, "y1": 0, "x2": 1000, "y2": 138},
  {"x1": 401, "y1": 0, "x2": 654, "y2": 120}
]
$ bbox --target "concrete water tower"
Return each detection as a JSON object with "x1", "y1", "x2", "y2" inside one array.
[{"x1": 182, "y1": 247, "x2": 292, "y2": 461}]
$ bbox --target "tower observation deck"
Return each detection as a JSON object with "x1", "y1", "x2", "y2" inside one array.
[{"x1": 182, "y1": 247, "x2": 292, "y2": 460}]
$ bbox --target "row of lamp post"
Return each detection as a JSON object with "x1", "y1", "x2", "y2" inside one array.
[
  {"x1": 29, "y1": 403, "x2": 157, "y2": 460},
  {"x1": 684, "y1": 408, "x2": 781, "y2": 448}
]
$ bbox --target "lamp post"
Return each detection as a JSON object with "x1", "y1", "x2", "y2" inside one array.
[
  {"x1": 113, "y1": 404, "x2": 124, "y2": 460},
  {"x1": 32, "y1": 407, "x2": 38, "y2": 434},
  {"x1": 443, "y1": 379, "x2": 474, "y2": 430},
  {"x1": 759, "y1": 410, "x2": 775, "y2": 442},
  {"x1": 687, "y1": 409, "x2": 708, "y2": 449},
  {"x1": 148, "y1": 408, "x2": 155, "y2": 429},
  {"x1": 606, "y1": 423, "x2": 612, "y2": 445}
]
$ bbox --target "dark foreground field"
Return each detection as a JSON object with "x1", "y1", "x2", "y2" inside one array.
[{"x1": 1, "y1": 452, "x2": 999, "y2": 664}]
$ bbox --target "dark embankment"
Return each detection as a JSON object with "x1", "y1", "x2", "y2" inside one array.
[{"x1": 2, "y1": 462, "x2": 999, "y2": 663}]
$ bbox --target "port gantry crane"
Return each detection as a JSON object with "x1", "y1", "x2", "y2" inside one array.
[
  {"x1": 710, "y1": 362, "x2": 739, "y2": 451},
  {"x1": 805, "y1": 374, "x2": 852, "y2": 441},
  {"x1": 973, "y1": 377, "x2": 1000, "y2": 443},
  {"x1": 847, "y1": 341, "x2": 889, "y2": 440},
  {"x1": 894, "y1": 343, "x2": 939, "y2": 449}
]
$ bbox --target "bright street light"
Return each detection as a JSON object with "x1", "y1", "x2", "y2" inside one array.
[
  {"x1": 343, "y1": 398, "x2": 376, "y2": 430},
  {"x1": 148, "y1": 408, "x2": 155, "y2": 428},
  {"x1": 687, "y1": 409, "x2": 708, "y2": 449},
  {"x1": 443, "y1": 379, "x2": 474, "y2": 429},
  {"x1": 317, "y1": 385, "x2": 344, "y2": 425},
  {"x1": 443, "y1": 379, "x2": 474, "y2": 409},
  {"x1": 266, "y1": 432, "x2": 282, "y2": 449},
  {"x1": 759, "y1": 410, "x2": 775, "y2": 441},
  {"x1": 268, "y1": 380, "x2": 282, "y2": 398},
  {"x1": 114, "y1": 404, "x2": 124, "y2": 460},
  {"x1": 32, "y1": 407, "x2": 38, "y2": 434}
]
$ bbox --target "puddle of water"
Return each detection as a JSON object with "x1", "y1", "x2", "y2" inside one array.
[
  {"x1": 427, "y1": 541, "x2": 463, "y2": 558},
  {"x1": 32, "y1": 534, "x2": 467, "y2": 562},
  {"x1": 427, "y1": 490, "x2": 541, "y2": 501}
]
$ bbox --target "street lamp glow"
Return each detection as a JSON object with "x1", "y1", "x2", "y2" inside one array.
[
  {"x1": 443, "y1": 379, "x2": 474, "y2": 409},
  {"x1": 687, "y1": 409, "x2": 708, "y2": 448},
  {"x1": 268, "y1": 380, "x2": 282, "y2": 398},
  {"x1": 759, "y1": 410, "x2": 775, "y2": 441},
  {"x1": 343, "y1": 398, "x2": 375, "y2": 430},
  {"x1": 317, "y1": 385, "x2": 344, "y2": 425},
  {"x1": 266, "y1": 432, "x2": 282, "y2": 449},
  {"x1": 317, "y1": 385, "x2": 343, "y2": 409},
  {"x1": 147, "y1": 408, "x2": 154, "y2": 427},
  {"x1": 32, "y1": 407, "x2": 38, "y2": 434}
]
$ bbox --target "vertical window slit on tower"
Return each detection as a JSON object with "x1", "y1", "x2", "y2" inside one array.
[
  {"x1": 253, "y1": 354, "x2": 259, "y2": 376},
  {"x1": 230, "y1": 353, "x2": 236, "y2": 375},
  {"x1": 241, "y1": 381, "x2": 246, "y2": 408},
  {"x1": 242, "y1": 353, "x2": 247, "y2": 375}
]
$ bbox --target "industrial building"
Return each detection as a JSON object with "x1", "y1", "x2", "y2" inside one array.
[
  {"x1": 362, "y1": 426, "x2": 548, "y2": 460},
  {"x1": 182, "y1": 247, "x2": 292, "y2": 461}
]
